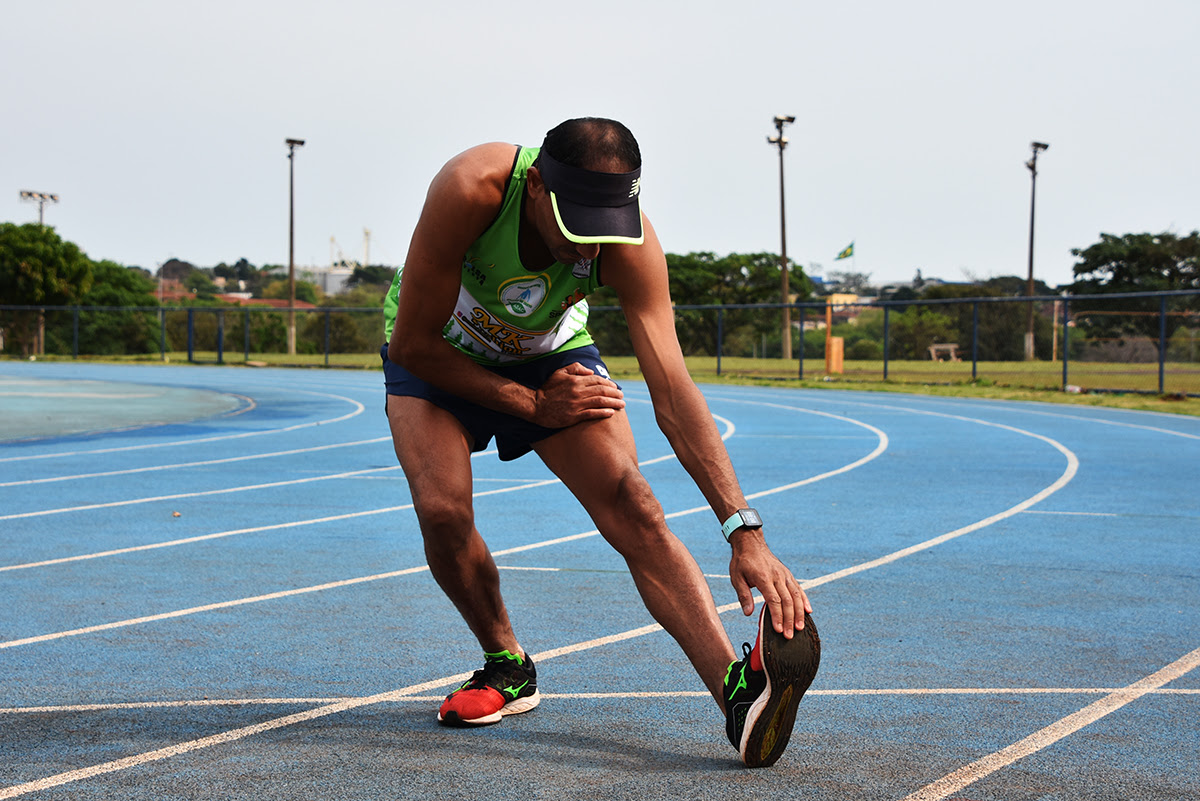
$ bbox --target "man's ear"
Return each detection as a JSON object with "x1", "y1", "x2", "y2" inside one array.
[{"x1": 526, "y1": 166, "x2": 546, "y2": 197}]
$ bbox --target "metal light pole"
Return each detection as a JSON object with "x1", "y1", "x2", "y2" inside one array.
[
  {"x1": 19, "y1": 190, "x2": 59, "y2": 225},
  {"x1": 286, "y1": 138, "x2": 305, "y2": 356},
  {"x1": 768, "y1": 115, "x2": 796, "y2": 360},
  {"x1": 19, "y1": 190, "x2": 60, "y2": 355},
  {"x1": 1024, "y1": 141, "x2": 1049, "y2": 361}
]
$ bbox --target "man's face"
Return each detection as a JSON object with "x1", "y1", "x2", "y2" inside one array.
[{"x1": 526, "y1": 167, "x2": 602, "y2": 265}]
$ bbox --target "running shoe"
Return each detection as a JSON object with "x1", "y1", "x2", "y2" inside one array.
[
  {"x1": 438, "y1": 649, "x2": 540, "y2": 727},
  {"x1": 723, "y1": 606, "x2": 820, "y2": 768}
]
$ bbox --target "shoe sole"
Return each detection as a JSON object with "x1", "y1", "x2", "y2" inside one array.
[
  {"x1": 739, "y1": 608, "x2": 821, "y2": 768},
  {"x1": 437, "y1": 690, "x2": 541, "y2": 727}
]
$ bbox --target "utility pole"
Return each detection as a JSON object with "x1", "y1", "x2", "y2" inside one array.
[
  {"x1": 286, "y1": 138, "x2": 305, "y2": 356},
  {"x1": 768, "y1": 115, "x2": 796, "y2": 360},
  {"x1": 1025, "y1": 141, "x2": 1049, "y2": 361}
]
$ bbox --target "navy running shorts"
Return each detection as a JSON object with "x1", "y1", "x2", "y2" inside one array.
[{"x1": 380, "y1": 343, "x2": 619, "y2": 462}]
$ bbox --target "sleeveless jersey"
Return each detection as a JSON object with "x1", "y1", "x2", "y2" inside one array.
[{"x1": 384, "y1": 146, "x2": 601, "y2": 366}]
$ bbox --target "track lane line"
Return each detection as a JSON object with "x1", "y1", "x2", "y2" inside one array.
[
  {"x1": 0, "y1": 411, "x2": 875, "y2": 641},
  {"x1": 899, "y1": 645, "x2": 1200, "y2": 801},
  {"x1": 0, "y1": 465, "x2": 402, "y2": 522},
  {"x1": 0, "y1": 436, "x2": 392, "y2": 488},
  {"x1": 5, "y1": 686, "x2": 1197, "y2": 715},
  {"x1": 0, "y1": 410, "x2": 731, "y2": 571},
  {"x1": 0, "y1": 390, "x2": 364, "y2": 464}
]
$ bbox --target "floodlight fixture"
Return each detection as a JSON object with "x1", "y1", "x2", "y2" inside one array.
[{"x1": 19, "y1": 190, "x2": 60, "y2": 225}]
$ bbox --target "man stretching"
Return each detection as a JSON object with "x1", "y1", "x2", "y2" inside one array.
[{"x1": 382, "y1": 117, "x2": 820, "y2": 767}]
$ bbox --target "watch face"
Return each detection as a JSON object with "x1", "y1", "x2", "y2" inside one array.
[{"x1": 741, "y1": 509, "x2": 762, "y2": 528}]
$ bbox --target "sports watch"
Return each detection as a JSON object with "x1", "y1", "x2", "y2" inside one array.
[{"x1": 721, "y1": 508, "x2": 763, "y2": 542}]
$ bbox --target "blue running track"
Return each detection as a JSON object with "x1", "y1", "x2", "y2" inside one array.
[{"x1": 1, "y1": 363, "x2": 1197, "y2": 800}]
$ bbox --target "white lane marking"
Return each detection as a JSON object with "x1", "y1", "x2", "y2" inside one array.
[
  {"x1": 0, "y1": 563, "x2": 435, "y2": 650},
  {"x1": 0, "y1": 392, "x2": 160, "y2": 399},
  {"x1": 0, "y1": 436, "x2": 391, "y2": 488},
  {"x1": 0, "y1": 615, "x2": 735, "y2": 799},
  {"x1": 0, "y1": 465, "x2": 403, "y2": 522},
  {"x1": 4, "y1": 686, "x2": 1197, "y2": 714},
  {"x1": 772, "y1": 407, "x2": 1079, "y2": 592},
  {"x1": 0, "y1": 449, "x2": 496, "y2": 572},
  {"x1": 942, "y1": 400, "x2": 1200, "y2": 440},
  {"x1": 0, "y1": 390, "x2": 363, "y2": 464},
  {"x1": 0, "y1": 415, "x2": 727, "y2": 570},
  {"x1": 900, "y1": 645, "x2": 1200, "y2": 801},
  {"x1": 782, "y1": 390, "x2": 1200, "y2": 441},
  {"x1": 0, "y1": 409, "x2": 874, "y2": 638}
]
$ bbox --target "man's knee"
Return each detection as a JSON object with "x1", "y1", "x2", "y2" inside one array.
[
  {"x1": 599, "y1": 471, "x2": 672, "y2": 549},
  {"x1": 413, "y1": 494, "x2": 475, "y2": 545}
]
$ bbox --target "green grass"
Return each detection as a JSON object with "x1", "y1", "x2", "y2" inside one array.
[
  {"x1": 606, "y1": 356, "x2": 1200, "y2": 418},
  {"x1": 10, "y1": 351, "x2": 1200, "y2": 417}
]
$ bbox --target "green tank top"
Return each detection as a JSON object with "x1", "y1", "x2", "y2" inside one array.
[{"x1": 384, "y1": 146, "x2": 601, "y2": 365}]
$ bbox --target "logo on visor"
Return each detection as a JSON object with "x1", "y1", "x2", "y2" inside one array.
[
  {"x1": 499, "y1": 276, "x2": 548, "y2": 318},
  {"x1": 628, "y1": 178, "x2": 641, "y2": 198}
]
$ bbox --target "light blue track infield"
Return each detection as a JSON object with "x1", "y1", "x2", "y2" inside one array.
[
  {"x1": 0, "y1": 373, "x2": 245, "y2": 441},
  {"x1": 1, "y1": 361, "x2": 1197, "y2": 801}
]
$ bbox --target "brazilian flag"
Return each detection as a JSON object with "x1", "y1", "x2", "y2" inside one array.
[{"x1": 835, "y1": 242, "x2": 854, "y2": 260}]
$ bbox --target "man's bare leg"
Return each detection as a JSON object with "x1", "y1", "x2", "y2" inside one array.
[
  {"x1": 533, "y1": 411, "x2": 738, "y2": 707},
  {"x1": 386, "y1": 395, "x2": 522, "y2": 657}
]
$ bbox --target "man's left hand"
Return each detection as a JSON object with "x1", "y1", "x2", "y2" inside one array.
[{"x1": 728, "y1": 529, "x2": 812, "y2": 636}]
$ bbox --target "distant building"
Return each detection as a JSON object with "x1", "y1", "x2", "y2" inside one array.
[{"x1": 298, "y1": 266, "x2": 354, "y2": 296}]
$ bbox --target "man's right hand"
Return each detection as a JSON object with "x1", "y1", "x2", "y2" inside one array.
[{"x1": 531, "y1": 363, "x2": 625, "y2": 428}]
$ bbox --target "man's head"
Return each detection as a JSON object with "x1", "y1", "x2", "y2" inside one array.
[{"x1": 532, "y1": 118, "x2": 644, "y2": 247}]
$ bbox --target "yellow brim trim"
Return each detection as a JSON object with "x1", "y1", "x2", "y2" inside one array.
[{"x1": 551, "y1": 194, "x2": 644, "y2": 246}]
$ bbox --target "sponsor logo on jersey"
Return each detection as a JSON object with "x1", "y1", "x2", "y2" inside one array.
[
  {"x1": 456, "y1": 306, "x2": 536, "y2": 356},
  {"x1": 498, "y1": 276, "x2": 548, "y2": 318}
]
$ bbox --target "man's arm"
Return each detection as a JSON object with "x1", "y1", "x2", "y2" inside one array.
[
  {"x1": 387, "y1": 144, "x2": 623, "y2": 428},
  {"x1": 602, "y1": 216, "x2": 812, "y2": 634}
]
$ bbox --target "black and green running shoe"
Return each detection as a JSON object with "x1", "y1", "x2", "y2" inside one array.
[
  {"x1": 438, "y1": 650, "x2": 540, "y2": 727},
  {"x1": 723, "y1": 605, "x2": 820, "y2": 768}
]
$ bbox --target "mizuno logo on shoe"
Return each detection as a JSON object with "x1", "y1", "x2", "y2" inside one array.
[
  {"x1": 503, "y1": 680, "x2": 530, "y2": 698},
  {"x1": 731, "y1": 664, "x2": 749, "y2": 696}
]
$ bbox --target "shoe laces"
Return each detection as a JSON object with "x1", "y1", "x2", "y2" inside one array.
[{"x1": 465, "y1": 653, "x2": 526, "y2": 691}]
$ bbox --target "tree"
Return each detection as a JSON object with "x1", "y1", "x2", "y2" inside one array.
[
  {"x1": 183, "y1": 270, "x2": 218, "y2": 299},
  {"x1": 263, "y1": 278, "x2": 320, "y2": 305},
  {"x1": 159, "y1": 258, "x2": 197, "y2": 282},
  {"x1": 886, "y1": 306, "x2": 957, "y2": 360},
  {"x1": 47, "y1": 261, "x2": 160, "y2": 355},
  {"x1": 0, "y1": 223, "x2": 93, "y2": 356},
  {"x1": 1071, "y1": 231, "x2": 1199, "y2": 292},
  {"x1": 979, "y1": 276, "x2": 1055, "y2": 296},
  {"x1": 826, "y1": 270, "x2": 873, "y2": 294},
  {"x1": 1068, "y1": 231, "x2": 1200, "y2": 342},
  {"x1": 346, "y1": 264, "x2": 397, "y2": 289},
  {"x1": 586, "y1": 251, "x2": 809, "y2": 358},
  {"x1": 921, "y1": 281, "x2": 1054, "y2": 360}
]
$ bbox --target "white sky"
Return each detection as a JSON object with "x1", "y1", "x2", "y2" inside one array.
[{"x1": 3, "y1": 0, "x2": 1197, "y2": 290}]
